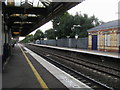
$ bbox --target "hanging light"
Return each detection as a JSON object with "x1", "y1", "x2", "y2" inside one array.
[
  {"x1": 19, "y1": 14, "x2": 27, "y2": 20},
  {"x1": 13, "y1": 32, "x2": 20, "y2": 35}
]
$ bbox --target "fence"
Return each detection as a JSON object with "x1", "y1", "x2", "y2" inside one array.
[{"x1": 37, "y1": 37, "x2": 88, "y2": 49}]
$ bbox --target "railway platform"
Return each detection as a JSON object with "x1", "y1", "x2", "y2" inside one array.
[
  {"x1": 29, "y1": 43, "x2": 119, "y2": 59},
  {"x1": 2, "y1": 44, "x2": 91, "y2": 89}
]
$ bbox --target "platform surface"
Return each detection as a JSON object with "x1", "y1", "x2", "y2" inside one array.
[
  {"x1": 3, "y1": 45, "x2": 41, "y2": 88},
  {"x1": 2, "y1": 45, "x2": 67, "y2": 89},
  {"x1": 3, "y1": 44, "x2": 91, "y2": 89},
  {"x1": 23, "y1": 46, "x2": 92, "y2": 90},
  {"x1": 30, "y1": 43, "x2": 120, "y2": 59}
]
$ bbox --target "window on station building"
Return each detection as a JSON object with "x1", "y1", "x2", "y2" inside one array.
[
  {"x1": 107, "y1": 34, "x2": 110, "y2": 46},
  {"x1": 104, "y1": 34, "x2": 107, "y2": 46},
  {"x1": 104, "y1": 34, "x2": 110, "y2": 46}
]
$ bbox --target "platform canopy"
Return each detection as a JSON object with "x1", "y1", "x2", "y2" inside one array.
[{"x1": 2, "y1": 0, "x2": 81, "y2": 37}]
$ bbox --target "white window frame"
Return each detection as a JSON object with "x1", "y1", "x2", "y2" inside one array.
[
  {"x1": 104, "y1": 34, "x2": 107, "y2": 46},
  {"x1": 107, "y1": 34, "x2": 110, "y2": 46}
]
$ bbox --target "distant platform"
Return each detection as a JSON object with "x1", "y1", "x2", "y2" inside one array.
[{"x1": 29, "y1": 43, "x2": 120, "y2": 59}]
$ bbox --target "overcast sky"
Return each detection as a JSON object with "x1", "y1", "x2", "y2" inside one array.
[{"x1": 20, "y1": 0, "x2": 119, "y2": 40}]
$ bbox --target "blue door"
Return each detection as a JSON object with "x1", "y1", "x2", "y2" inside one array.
[
  {"x1": 92, "y1": 35, "x2": 98, "y2": 50},
  {"x1": 118, "y1": 34, "x2": 120, "y2": 53}
]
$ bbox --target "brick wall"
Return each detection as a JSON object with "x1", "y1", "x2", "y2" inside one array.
[{"x1": 88, "y1": 28, "x2": 119, "y2": 52}]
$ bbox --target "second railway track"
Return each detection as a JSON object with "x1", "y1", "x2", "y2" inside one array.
[{"x1": 26, "y1": 44, "x2": 120, "y2": 89}]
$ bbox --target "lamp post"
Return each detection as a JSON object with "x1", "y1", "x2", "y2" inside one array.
[
  {"x1": 73, "y1": 25, "x2": 81, "y2": 28},
  {"x1": 72, "y1": 24, "x2": 81, "y2": 38},
  {"x1": 54, "y1": 30, "x2": 58, "y2": 46},
  {"x1": 56, "y1": 37, "x2": 58, "y2": 40},
  {"x1": 55, "y1": 36, "x2": 58, "y2": 46},
  {"x1": 66, "y1": 36, "x2": 70, "y2": 38},
  {"x1": 72, "y1": 25, "x2": 81, "y2": 48},
  {"x1": 54, "y1": 29, "x2": 57, "y2": 38},
  {"x1": 44, "y1": 32, "x2": 47, "y2": 40},
  {"x1": 66, "y1": 36, "x2": 70, "y2": 48},
  {"x1": 75, "y1": 34, "x2": 79, "y2": 39},
  {"x1": 75, "y1": 34, "x2": 79, "y2": 48}
]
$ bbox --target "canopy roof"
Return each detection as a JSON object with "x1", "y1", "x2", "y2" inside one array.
[
  {"x1": 87, "y1": 20, "x2": 120, "y2": 32},
  {"x1": 3, "y1": 0, "x2": 81, "y2": 36},
  {"x1": 5, "y1": 0, "x2": 51, "y2": 8}
]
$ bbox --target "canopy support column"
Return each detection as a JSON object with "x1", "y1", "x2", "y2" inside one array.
[{"x1": 0, "y1": 1, "x2": 2, "y2": 89}]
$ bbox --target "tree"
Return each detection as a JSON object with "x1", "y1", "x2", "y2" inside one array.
[
  {"x1": 34, "y1": 30, "x2": 44, "y2": 40},
  {"x1": 53, "y1": 12, "x2": 74, "y2": 38},
  {"x1": 20, "y1": 34, "x2": 34, "y2": 43},
  {"x1": 45, "y1": 28, "x2": 55, "y2": 39},
  {"x1": 52, "y1": 12, "x2": 104, "y2": 38}
]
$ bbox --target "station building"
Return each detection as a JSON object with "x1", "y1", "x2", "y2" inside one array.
[{"x1": 87, "y1": 20, "x2": 120, "y2": 53}]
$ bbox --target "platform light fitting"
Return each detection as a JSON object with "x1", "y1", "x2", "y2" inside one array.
[{"x1": 13, "y1": 32, "x2": 20, "y2": 35}]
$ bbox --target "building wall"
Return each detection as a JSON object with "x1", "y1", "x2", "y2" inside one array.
[
  {"x1": 88, "y1": 34, "x2": 92, "y2": 49},
  {"x1": 109, "y1": 31, "x2": 118, "y2": 51},
  {"x1": 88, "y1": 28, "x2": 119, "y2": 52}
]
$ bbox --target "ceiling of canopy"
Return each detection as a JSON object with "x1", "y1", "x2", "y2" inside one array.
[
  {"x1": 3, "y1": 0, "x2": 81, "y2": 37},
  {"x1": 5, "y1": 0, "x2": 51, "y2": 7}
]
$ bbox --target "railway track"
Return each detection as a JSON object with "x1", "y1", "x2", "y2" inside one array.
[
  {"x1": 43, "y1": 54, "x2": 112, "y2": 90},
  {"x1": 50, "y1": 48, "x2": 120, "y2": 72},
  {"x1": 26, "y1": 45, "x2": 120, "y2": 89},
  {"x1": 33, "y1": 46, "x2": 120, "y2": 78},
  {"x1": 43, "y1": 49, "x2": 120, "y2": 77}
]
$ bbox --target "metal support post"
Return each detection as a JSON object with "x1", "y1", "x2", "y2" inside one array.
[
  {"x1": 0, "y1": 1, "x2": 2, "y2": 89},
  {"x1": 0, "y1": 2, "x2": 2, "y2": 61}
]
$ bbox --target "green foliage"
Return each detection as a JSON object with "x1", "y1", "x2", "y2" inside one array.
[
  {"x1": 20, "y1": 34, "x2": 34, "y2": 43},
  {"x1": 45, "y1": 28, "x2": 55, "y2": 39},
  {"x1": 21, "y1": 12, "x2": 104, "y2": 42},
  {"x1": 53, "y1": 12, "x2": 74, "y2": 38},
  {"x1": 52, "y1": 12, "x2": 104, "y2": 38},
  {"x1": 34, "y1": 30, "x2": 44, "y2": 40}
]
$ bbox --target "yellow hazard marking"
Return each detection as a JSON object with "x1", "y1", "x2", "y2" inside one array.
[{"x1": 19, "y1": 45, "x2": 49, "y2": 90}]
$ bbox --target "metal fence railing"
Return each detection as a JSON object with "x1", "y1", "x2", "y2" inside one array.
[{"x1": 36, "y1": 37, "x2": 88, "y2": 49}]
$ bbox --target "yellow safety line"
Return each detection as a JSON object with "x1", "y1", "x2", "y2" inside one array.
[{"x1": 19, "y1": 45, "x2": 49, "y2": 90}]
